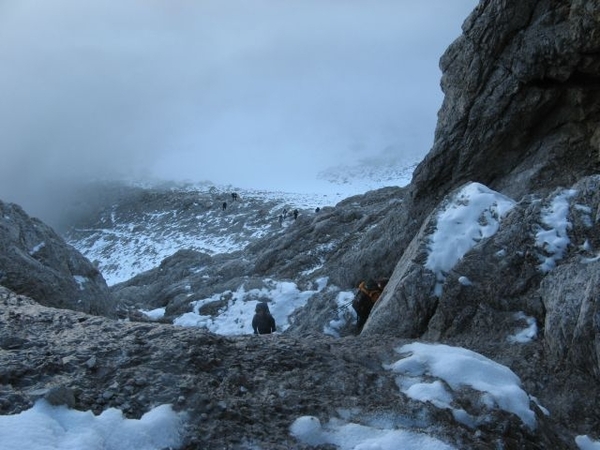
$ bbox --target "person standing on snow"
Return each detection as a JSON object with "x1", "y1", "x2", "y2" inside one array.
[{"x1": 252, "y1": 302, "x2": 276, "y2": 334}]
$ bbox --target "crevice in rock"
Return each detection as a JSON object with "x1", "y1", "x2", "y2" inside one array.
[{"x1": 419, "y1": 296, "x2": 440, "y2": 339}]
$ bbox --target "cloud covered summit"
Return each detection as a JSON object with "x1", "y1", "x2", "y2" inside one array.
[{"x1": 0, "y1": 0, "x2": 476, "y2": 224}]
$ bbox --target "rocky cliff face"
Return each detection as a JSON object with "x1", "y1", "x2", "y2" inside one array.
[
  {"x1": 361, "y1": 0, "x2": 600, "y2": 439},
  {"x1": 413, "y1": 0, "x2": 600, "y2": 203},
  {"x1": 364, "y1": 0, "x2": 600, "y2": 359},
  {"x1": 0, "y1": 201, "x2": 117, "y2": 317}
]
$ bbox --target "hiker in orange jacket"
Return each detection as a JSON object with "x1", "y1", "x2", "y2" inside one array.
[{"x1": 351, "y1": 278, "x2": 388, "y2": 330}]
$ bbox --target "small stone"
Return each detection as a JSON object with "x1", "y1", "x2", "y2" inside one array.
[
  {"x1": 85, "y1": 356, "x2": 97, "y2": 369},
  {"x1": 45, "y1": 386, "x2": 76, "y2": 408}
]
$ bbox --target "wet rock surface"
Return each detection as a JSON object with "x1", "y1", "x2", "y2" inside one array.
[{"x1": 0, "y1": 287, "x2": 575, "y2": 449}]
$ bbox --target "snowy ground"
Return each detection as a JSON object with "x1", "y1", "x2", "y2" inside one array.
[
  {"x1": 67, "y1": 172, "x2": 413, "y2": 286},
  {"x1": 6, "y1": 181, "x2": 600, "y2": 449}
]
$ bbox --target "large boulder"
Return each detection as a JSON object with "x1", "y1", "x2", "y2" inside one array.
[
  {"x1": 0, "y1": 200, "x2": 117, "y2": 317},
  {"x1": 540, "y1": 259, "x2": 600, "y2": 379},
  {"x1": 365, "y1": 176, "x2": 600, "y2": 382}
]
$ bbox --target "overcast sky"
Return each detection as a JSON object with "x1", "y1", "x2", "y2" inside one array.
[{"x1": 0, "y1": 0, "x2": 478, "y2": 220}]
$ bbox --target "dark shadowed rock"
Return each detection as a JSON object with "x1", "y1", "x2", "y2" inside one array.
[{"x1": 0, "y1": 200, "x2": 117, "y2": 316}]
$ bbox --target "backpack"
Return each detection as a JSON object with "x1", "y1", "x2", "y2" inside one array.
[
  {"x1": 352, "y1": 279, "x2": 385, "y2": 327},
  {"x1": 361, "y1": 280, "x2": 382, "y2": 302}
]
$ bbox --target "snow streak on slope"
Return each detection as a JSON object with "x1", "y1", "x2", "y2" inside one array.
[
  {"x1": 66, "y1": 187, "x2": 333, "y2": 285},
  {"x1": 67, "y1": 173, "x2": 412, "y2": 285},
  {"x1": 172, "y1": 278, "x2": 329, "y2": 335}
]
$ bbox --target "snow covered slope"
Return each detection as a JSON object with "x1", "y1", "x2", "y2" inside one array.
[
  {"x1": 65, "y1": 172, "x2": 411, "y2": 286},
  {"x1": 67, "y1": 187, "x2": 317, "y2": 285}
]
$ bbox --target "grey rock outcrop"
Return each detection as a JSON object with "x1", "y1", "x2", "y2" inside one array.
[
  {"x1": 413, "y1": 0, "x2": 600, "y2": 204},
  {"x1": 250, "y1": 186, "x2": 409, "y2": 287},
  {"x1": 0, "y1": 287, "x2": 574, "y2": 449},
  {"x1": 365, "y1": 176, "x2": 600, "y2": 377},
  {"x1": 0, "y1": 200, "x2": 117, "y2": 316},
  {"x1": 111, "y1": 248, "x2": 266, "y2": 319},
  {"x1": 539, "y1": 256, "x2": 600, "y2": 379}
]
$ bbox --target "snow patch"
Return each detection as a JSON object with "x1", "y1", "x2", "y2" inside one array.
[
  {"x1": 535, "y1": 189, "x2": 577, "y2": 273},
  {"x1": 0, "y1": 401, "x2": 185, "y2": 450},
  {"x1": 174, "y1": 278, "x2": 328, "y2": 335},
  {"x1": 290, "y1": 415, "x2": 456, "y2": 450},
  {"x1": 324, "y1": 290, "x2": 356, "y2": 337},
  {"x1": 507, "y1": 311, "x2": 537, "y2": 343},
  {"x1": 73, "y1": 276, "x2": 88, "y2": 291},
  {"x1": 140, "y1": 307, "x2": 166, "y2": 321},
  {"x1": 29, "y1": 241, "x2": 46, "y2": 255},
  {"x1": 576, "y1": 435, "x2": 600, "y2": 450},
  {"x1": 386, "y1": 342, "x2": 537, "y2": 430},
  {"x1": 425, "y1": 183, "x2": 515, "y2": 296}
]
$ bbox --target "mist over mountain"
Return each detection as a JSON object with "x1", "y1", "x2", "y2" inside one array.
[{"x1": 0, "y1": 0, "x2": 477, "y2": 227}]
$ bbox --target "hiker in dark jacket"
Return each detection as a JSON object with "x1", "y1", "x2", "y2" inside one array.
[{"x1": 252, "y1": 302, "x2": 276, "y2": 334}]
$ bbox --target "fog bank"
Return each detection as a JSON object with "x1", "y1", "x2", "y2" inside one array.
[{"x1": 0, "y1": 0, "x2": 478, "y2": 225}]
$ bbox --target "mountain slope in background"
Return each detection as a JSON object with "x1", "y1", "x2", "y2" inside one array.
[
  {"x1": 64, "y1": 168, "x2": 411, "y2": 286},
  {"x1": 65, "y1": 184, "x2": 325, "y2": 285}
]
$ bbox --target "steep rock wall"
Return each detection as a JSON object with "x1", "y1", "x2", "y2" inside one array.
[
  {"x1": 365, "y1": 0, "x2": 600, "y2": 385},
  {"x1": 413, "y1": 0, "x2": 600, "y2": 203},
  {"x1": 0, "y1": 201, "x2": 117, "y2": 316}
]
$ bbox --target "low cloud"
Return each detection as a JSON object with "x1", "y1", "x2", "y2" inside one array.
[{"x1": 0, "y1": 0, "x2": 478, "y2": 223}]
